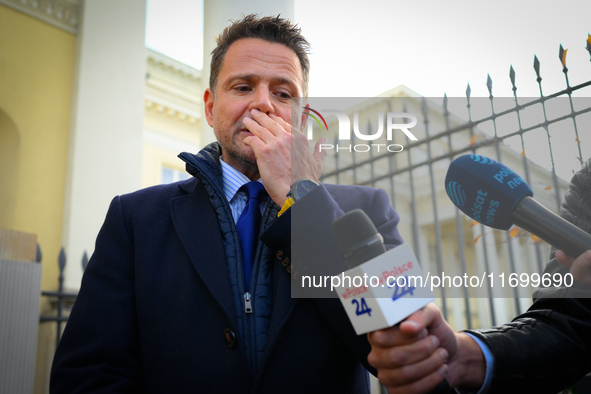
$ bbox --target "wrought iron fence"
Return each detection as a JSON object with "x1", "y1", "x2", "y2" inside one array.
[
  {"x1": 319, "y1": 36, "x2": 591, "y2": 330},
  {"x1": 39, "y1": 246, "x2": 87, "y2": 348}
]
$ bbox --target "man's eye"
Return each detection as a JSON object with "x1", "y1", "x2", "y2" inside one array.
[
  {"x1": 236, "y1": 86, "x2": 250, "y2": 92},
  {"x1": 277, "y1": 92, "x2": 292, "y2": 100}
]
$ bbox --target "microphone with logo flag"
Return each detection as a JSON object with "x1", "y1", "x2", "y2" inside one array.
[
  {"x1": 331, "y1": 209, "x2": 434, "y2": 333},
  {"x1": 445, "y1": 154, "x2": 591, "y2": 258},
  {"x1": 332, "y1": 210, "x2": 450, "y2": 393}
]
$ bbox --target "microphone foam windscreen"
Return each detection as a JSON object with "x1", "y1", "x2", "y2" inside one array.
[
  {"x1": 445, "y1": 154, "x2": 533, "y2": 230},
  {"x1": 332, "y1": 209, "x2": 379, "y2": 257}
]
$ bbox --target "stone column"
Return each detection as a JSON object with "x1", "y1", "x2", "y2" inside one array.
[{"x1": 62, "y1": 0, "x2": 146, "y2": 289}]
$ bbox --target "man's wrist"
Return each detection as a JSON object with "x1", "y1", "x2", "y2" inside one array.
[
  {"x1": 288, "y1": 179, "x2": 319, "y2": 202},
  {"x1": 449, "y1": 333, "x2": 487, "y2": 389}
]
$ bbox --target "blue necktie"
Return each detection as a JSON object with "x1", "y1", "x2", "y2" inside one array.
[{"x1": 236, "y1": 182, "x2": 266, "y2": 293}]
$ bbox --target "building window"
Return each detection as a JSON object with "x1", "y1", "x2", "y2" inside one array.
[{"x1": 161, "y1": 166, "x2": 190, "y2": 184}]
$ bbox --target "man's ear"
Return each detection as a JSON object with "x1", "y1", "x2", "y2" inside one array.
[{"x1": 204, "y1": 88, "x2": 215, "y2": 127}]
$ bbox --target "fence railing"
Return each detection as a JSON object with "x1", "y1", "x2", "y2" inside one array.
[
  {"x1": 39, "y1": 246, "x2": 87, "y2": 348},
  {"x1": 319, "y1": 36, "x2": 591, "y2": 330}
]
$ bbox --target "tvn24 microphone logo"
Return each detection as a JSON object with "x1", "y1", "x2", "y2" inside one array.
[{"x1": 303, "y1": 107, "x2": 418, "y2": 153}]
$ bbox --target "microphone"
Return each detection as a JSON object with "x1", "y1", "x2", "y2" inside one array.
[
  {"x1": 332, "y1": 210, "x2": 450, "y2": 393},
  {"x1": 332, "y1": 209, "x2": 386, "y2": 269},
  {"x1": 445, "y1": 154, "x2": 591, "y2": 258},
  {"x1": 330, "y1": 209, "x2": 434, "y2": 333}
]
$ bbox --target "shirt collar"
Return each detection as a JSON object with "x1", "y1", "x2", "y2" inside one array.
[{"x1": 220, "y1": 157, "x2": 263, "y2": 202}]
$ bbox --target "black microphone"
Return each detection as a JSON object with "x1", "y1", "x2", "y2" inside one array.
[
  {"x1": 445, "y1": 154, "x2": 591, "y2": 258},
  {"x1": 332, "y1": 209, "x2": 386, "y2": 269},
  {"x1": 332, "y1": 209, "x2": 452, "y2": 394}
]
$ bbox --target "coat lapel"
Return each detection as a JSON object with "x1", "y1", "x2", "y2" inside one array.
[{"x1": 170, "y1": 180, "x2": 237, "y2": 327}]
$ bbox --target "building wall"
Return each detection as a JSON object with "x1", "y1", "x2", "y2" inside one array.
[
  {"x1": 142, "y1": 48, "x2": 202, "y2": 187},
  {"x1": 0, "y1": 4, "x2": 75, "y2": 291}
]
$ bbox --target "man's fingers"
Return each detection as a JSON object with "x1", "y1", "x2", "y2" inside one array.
[
  {"x1": 368, "y1": 335, "x2": 444, "y2": 369},
  {"x1": 270, "y1": 112, "x2": 301, "y2": 135},
  {"x1": 369, "y1": 318, "x2": 422, "y2": 348},
  {"x1": 558, "y1": 249, "x2": 591, "y2": 283},
  {"x1": 368, "y1": 326, "x2": 420, "y2": 349},
  {"x1": 250, "y1": 109, "x2": 287, "y2": 137},
  {"x1": 398, "y1": 303, "x2": 443, "y2": 338},
  {"x1": 555, "y1": 249, "x2": 575, "y2": 268},
  {"x1": 242, "y1": 135, "x2": 265, "y2": 151},
  {"x1": 368, "y1": 304, "x2": 443, "y2": 350},
  {"x1": 313, "y1": 138, "x2": 328, "y2": 161},
  {"x1": 383, "y1": 367, "x2": 448, "y2": 394},
  {"x1": 375, "y1": 346, "x2": 448, "y2": 390},
  {"x1": 243, "y1": 117, "x2": 275, "y2": 143}
]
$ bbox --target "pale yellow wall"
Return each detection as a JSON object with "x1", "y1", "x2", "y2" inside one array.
[
  {"x1": 142, "y1": 143, "x2": 191, "y2": 187},
  {"x1": 0, "y1": 4, "x2": 75, "y2": 291},
  {"x1": 142, "y1": 104, "x2": 200, "y2": 187}
]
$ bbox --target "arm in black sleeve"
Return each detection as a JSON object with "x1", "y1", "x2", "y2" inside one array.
[
  {"x1": 260, "y1": 184, "x2": 404, "y2": 375},
  {"x1": 51, "y1": 196, "x2": 140, "y2": 393},
  {"x1": 466, "y1": 158, "x2": 591, "y2": 393}
]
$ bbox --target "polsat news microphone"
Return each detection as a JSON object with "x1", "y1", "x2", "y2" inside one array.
[{"x1": 445, "y1": 154, "x2": 591, "y2": 258}]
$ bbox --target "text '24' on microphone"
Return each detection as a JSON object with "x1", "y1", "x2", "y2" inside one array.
[{"x1": 445, "y1": 154, "x2": 591, "y2": 258}]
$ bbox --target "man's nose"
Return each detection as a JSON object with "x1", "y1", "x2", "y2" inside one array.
[{"x1": 249, "y1": 88, "x2": 274, "y2": 115}]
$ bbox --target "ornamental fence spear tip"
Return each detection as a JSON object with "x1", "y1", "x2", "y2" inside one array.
[
  {"x1": 58, "y1": 247, "x2": 66, "y2": 272},
  {"x1": 82, "y1": 251, "x2": 89, "y2": 271},
  {"x1": 36, "y1": 243, "x2": 42, "y2": 263},
  {"x1": 559, "y1": 44, "x2": 568, "y2": 69}
]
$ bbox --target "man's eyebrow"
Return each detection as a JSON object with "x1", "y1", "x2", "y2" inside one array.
[
  {"x1": 226, "y1": 73, "x2": 257, "y2": 83},
  {"x1": 226, "y1": 74, "x2": 297, "y2": 87}
]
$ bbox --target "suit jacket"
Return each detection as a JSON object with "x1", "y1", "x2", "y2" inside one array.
[{"x1": 50, "y1": 145, "x2": 404, "y2": 393}]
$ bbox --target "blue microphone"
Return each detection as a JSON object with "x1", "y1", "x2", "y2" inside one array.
[{"x1": 445, "y1": 154, "x2": 591, "y2": 259}]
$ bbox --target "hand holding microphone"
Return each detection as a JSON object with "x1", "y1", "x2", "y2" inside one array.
[
  {"x1": 332, "y1": 210, "x2": 452, "y2": 393},
  {"x1": 555, "y1": 250, "x2": 591, "y2": 283}
]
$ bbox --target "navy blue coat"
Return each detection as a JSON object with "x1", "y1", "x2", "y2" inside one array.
[{"x1": 51, "y1": 144, "x2": 403, "y2": 393}]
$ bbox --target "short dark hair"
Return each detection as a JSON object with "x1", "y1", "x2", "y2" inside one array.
[{"x1": 209, "y1": 14, "x2": 310, "y2": 97}]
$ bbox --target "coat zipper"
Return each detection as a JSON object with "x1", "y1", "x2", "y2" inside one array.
[{"x1": 244, "y1": 292, "x2": 252, "y2": 314}]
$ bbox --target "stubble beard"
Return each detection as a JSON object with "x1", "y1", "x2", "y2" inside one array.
[{"x1": 219, "y1": 123, "x2": 259, "y2": 176}]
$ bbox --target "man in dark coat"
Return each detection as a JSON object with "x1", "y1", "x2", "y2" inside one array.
[{"x1": 51, "y1": 15, "x2": 411, "y2": 393}]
